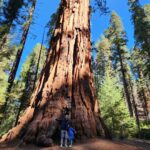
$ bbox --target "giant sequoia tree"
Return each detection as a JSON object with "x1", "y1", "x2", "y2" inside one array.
[{"x1": 0, "y1": 0, "x2": 110, "y2": 146}]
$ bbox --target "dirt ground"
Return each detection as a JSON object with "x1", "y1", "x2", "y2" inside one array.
[{"x1": 0, "y1": 139, "x2": 150, "y2": 150}]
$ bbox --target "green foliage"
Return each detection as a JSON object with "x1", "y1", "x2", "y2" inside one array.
[
  {"x1": 0, "y1": 43, "x2": 18, "y2": 106},
  {"x1": 0, "y1": 78, "x2": 25, "y2": 135},
  {"x1": 0, "y1": 0, "x2": 24, "y2": 41},
  {"x1": 0, "y1": 0, "x2": 3, "y2": 6},
  {"x1": 98, "y1": 72, "x2": 136, "y2": 137},
  {"x1": 0, "y1": 71, "x2": 8, "y2": 107},
  {"x1": 1, "y1": 0, "x2": 24, "y2": 24},
  {"x1": 47, "y1": 6, "x2": 60, "y2": 43},
  {"x1": 18, "y1": 43, "x2": 46, "y2": 110},
  {"x1": 93, "y1": 11, "x2": 139, "y2": 138},
  {"x1": 20, "y1": 43, "x2": 46, "y2": 81},
  {"x1": 0, "y1": 43, "x2": 47, "y2": 135},
  {"x1": 93, "y1": 36, "x2": 112, "y2": 95},
  {"x1": 0, "y1": 97, "x2": 19, "y2": 136},
  {"x1": 0, "y1": 112, "x2": 16, "y2": 136},
  {"x1": 129, "y1": 2, "x2": 150, "y2": 124},
  {"x1": 133, "y1": 121, "x2": 150, "y2": 139},
  {"x1": 128, "y1": 0, "x2": 150, "y2": 76}
]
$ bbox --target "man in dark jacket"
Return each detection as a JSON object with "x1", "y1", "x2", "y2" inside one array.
[{"x1": 56, "y1": 115, "x2": 70, "y2": 147}]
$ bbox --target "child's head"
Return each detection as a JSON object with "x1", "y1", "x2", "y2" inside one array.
[{"x1": 68, "y1": 122, "x2": 73, "y2": 127}]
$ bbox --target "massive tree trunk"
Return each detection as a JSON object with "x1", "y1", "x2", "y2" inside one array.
[{"x1": 0, "y1": 0, "x2": 110, "y2": 146}]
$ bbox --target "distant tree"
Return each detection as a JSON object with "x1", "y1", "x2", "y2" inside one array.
[
  {"x1": 94, "y1": 36, "x2": 111, "y2": 95},
  {"x1": 8, "y1": 0, "x2": 37, "y2": 88},
  {"x1": 131, "y1": 47, "x2": 150, "y2": 120},
  {"x1": 0, "y1": 0, "x2": 24, "y2": 50},
  {"x1": 0, "y1": 43, "x2": 46, "y2": 133},
  {"x1": 128, "y1": 0, "x2": 150, "y2": 76},
  {"x1": 15, "y1": 43, "x2": 46, "y2": 126},
  {"x1": 2, "y1": 0, "x2": 37, "y2": 115},
  {"x1": 105, "y1": 12, "x2": 134, "y2": 116},
  {"x1": 128, "y1": 0, "x2": 150, "y2": 119},
  {"x1": 0, "y1": 43, "x2": 18, "y2": 119},
  {"x1": 95, "y1": 32, "x2": 137, "y2": 137},
  {"x1": 47, "y1": 7, "x2": 60, "y2": 45},
  {"x1": 99, "y1": 70, "x2": 136, "y2": 137},
  {"x1": 0, "y1": 80, "x2": 24, "y2": 136}
]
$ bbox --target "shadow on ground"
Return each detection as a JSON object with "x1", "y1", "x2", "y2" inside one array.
[{"x1": 0, "y1": 138, "x2": 150, "y2": 150}]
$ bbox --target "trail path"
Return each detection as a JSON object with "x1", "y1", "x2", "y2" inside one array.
[{"x1": 0, "y1": 139, "x2": 150, "y2": 150}]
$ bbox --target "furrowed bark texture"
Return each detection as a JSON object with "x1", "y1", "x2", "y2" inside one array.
[{"x1": 0, "y1": 0, "x2": 110, "y2": 146}]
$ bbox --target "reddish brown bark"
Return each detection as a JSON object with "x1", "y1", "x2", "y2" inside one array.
[
  {"x1": 0, "y1": 0, "x2": 110, "y2": 146},
  {"x1": 138, "y1": 68, "x2": 150, "y2": 120}
]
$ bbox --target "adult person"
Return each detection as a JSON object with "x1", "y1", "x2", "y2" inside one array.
[{"x1": 56, "y1": 115, "x2": 70, "y2": 147}]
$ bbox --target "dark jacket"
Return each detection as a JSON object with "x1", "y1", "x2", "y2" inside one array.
[{"x1": 56, "y1": 118, "x2": 69, "y2": 130}]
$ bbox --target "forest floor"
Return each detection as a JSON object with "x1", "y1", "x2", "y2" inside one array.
[{"x1": 0, "y1": 138, "x2": 150, "y2": 150}]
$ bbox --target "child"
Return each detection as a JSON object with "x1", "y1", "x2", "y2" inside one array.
[{"x1": 68, "y1": 125, "x2": 76, "y2": 147}]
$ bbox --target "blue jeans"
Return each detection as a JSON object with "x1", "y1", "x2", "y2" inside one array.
[{"x1": 60, "y1": 130, "x2": 68, "y2": 145}]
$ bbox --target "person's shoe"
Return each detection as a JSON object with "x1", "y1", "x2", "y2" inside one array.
[
  {"x1": 60, "y1": 144, "x2": 63, "y2": 147},
  {"x1": 65, "y1": 144, "x2": 68, "y2": 147},
  {"x1": 69, "y1": 145, "x2": 72, "y2": 147}
]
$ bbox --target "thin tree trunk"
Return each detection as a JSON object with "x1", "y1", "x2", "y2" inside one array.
[
  {"x1": 128, "y1": 79, "x2": 140, "y2": 129},
  {"x1": 14, "y1": 66, "x2": 32, "y2": 126},
  {"x1": 0, "y1": 0, "x2": 111, "y2": 146},
  {"x1": 0, "y1": 34, "x2": 7, "y2": 51},
  {"x1": 0, "y1": 21, "x2": 13, "y2": 51},
  {"x1": 117, "y1": 45, "x2": 133, "y2": 116},
  {"x1": 15, "y1": 100, "x2": 24, "y2": 127},
  {"x1": 8, "y1": 0, "x2": 36, "y2": 84},
  {"x1": 32, "y1": 27, "x2": 46, "y2": 91},
  {"x1": 138, "y1": 67, "x2": 150, "y2": 119},
  {"x1": 2, "y1": 0, "x2": 37, "y2": 115}
]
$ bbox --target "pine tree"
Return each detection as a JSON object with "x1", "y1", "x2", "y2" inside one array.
[
  {"x1": 131, "y1": 47, "x2": 150, "y2": 120},
  {"x1": 128, "y1": 0, "x2": 150, "y2": 119},
  {"x1": 94, "y1": 36, "x2": 111, "y2": 94},
  {"x1": 0, "y1": 80, "x2": 24, "y2": 136},
  {"x1": 99, "y1": 71, "x2": 136, "y2": 137},
  {"x1": 15, "y1": 43, "x2": 46, "y2": 125},
  {"x1": 0, "y1": 43, "x2": 18, "y2": 119},
  {"x1": 47, "y1": 7, "x2": 60, "y2": 44},
  {"x1": 0, "y1": 43, "x2": 46, "y2": 134},
  {"x1": 105, "y1": 11, "x2": 134, "y2": 116},
  {"x1": 95, "y1": 33, "x2": 137, "y2": 137},
  {"x1": 8, "y1": 0, "x2": 37, "y2": 88},
  {"x1": 0, "y1": 0, "x2": 24, "y2": 50},
  {"x1": 2, "y1": 0, "x2": 37, "y2": 115},
  {"x1": 128, "y1": 0, "x2": 150, "y2": 76}
]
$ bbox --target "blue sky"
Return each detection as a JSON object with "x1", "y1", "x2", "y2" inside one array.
[{"x1": 16, "y1": 0, "x2": 150, "y2": 78}]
